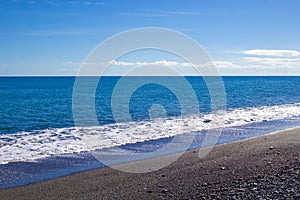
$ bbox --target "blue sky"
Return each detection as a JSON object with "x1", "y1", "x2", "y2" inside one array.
[{"x1": 0, "y1": 0, "x2": 300, "y2": 75}]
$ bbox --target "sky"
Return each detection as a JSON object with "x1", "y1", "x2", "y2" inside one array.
[{"x1": 0, "y1": 0, "x2": 300, "y2": 76}]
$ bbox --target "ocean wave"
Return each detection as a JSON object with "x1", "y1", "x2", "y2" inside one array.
[{"x1": 1, "y1": 103, "x2": 300, "y2": 164}]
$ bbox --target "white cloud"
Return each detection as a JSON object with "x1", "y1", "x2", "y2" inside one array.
[
  {"x1": 243, "y1": 49, "x2": 300, "y2": 57},
  {"x1": 213, "y1": 61, "x2": 240, "y2": 68},
  {"x1": 60, "y1": 56, "x2": 300, "y2": 76},
  {"x1": 110, "y1": 60, "x2": 239, "y2": 69},
  {"x1": 243, "y1": 57, "x2": 300, "y2": 68},
  {"x1": 238, "y1": 48, "x2": 300, "y2": 70},
  {"x1": 244, "y1": 57, "x2": 300, "y2": 63},
  {"x1": 110, "y1": 60, "x2": 184, "y2": 67}
]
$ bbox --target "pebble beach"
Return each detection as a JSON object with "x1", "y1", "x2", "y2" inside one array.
[{"x1": 1, "y1": 127, "x2": 299, "y2": 199}]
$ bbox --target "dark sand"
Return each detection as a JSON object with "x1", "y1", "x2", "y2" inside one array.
[{"x1": 1, "y1": 128, "x2": 299, "y2": 199}]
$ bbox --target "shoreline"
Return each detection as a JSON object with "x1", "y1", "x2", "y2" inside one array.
[
  {"x1": 1, "y1": 127, "x2": 299, "y2": 199},
  {"x1": 1, "y1": 117, "x2": 300, "y2": 189}
]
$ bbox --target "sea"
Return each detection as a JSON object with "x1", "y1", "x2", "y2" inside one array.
[{"x1": 1, "y1": 76, "x2": 300, "y2": 188}]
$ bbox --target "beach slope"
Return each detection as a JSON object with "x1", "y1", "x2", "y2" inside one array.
[{"x1": 1, "y1": 128, "x2": 299, "y2": 199}]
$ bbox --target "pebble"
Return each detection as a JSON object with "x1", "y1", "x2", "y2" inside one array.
[
  {"x1": 237, "y1": 188, "x2": 246, "y2": 192},
  {"x1": 210, "y1": 194, "x2": 217, "y2": 198},
  {"x1": 198, "y1": 162, "x2": 300, "y2": 199},
  {"x1": 162, "y1": 189, "x2": 168, "y2": 193},
  {"x1": 202, "y1": 182, "x2": 208, "y2": 186}
]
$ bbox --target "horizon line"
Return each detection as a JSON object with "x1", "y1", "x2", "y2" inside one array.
[{"x1": 1, "y1": 74, "x2": 300, "y2": 77}]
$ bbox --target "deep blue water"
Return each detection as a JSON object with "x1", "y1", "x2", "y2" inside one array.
[{"x1": 1, "y1": 76, "x2": 300, "y2": 134}]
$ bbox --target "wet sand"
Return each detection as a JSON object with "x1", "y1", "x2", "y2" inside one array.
[{"x1": 1, "y1": 127, "x2": 299, "y2": 199}]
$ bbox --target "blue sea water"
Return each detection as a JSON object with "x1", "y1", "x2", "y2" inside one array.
[
  {"x1": 1, "y1": 76, "x2": 300, "y2": 134},
  {"x1": 1, "y1": 76, "x2": 300, "y2": 188}
]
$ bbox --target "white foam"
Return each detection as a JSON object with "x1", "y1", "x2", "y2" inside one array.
[{"x1": 1, "y1": 103, "x2": 300, "y2": 164}]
